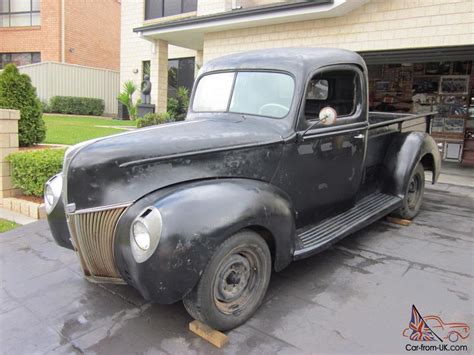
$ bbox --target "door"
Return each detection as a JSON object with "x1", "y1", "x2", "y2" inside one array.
[{"x1": 273, "y1": 65, "x2": 368, "y2": 227}]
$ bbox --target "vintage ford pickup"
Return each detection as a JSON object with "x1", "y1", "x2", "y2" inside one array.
[{"x1": 45, "y1": 48, "x2": 441, "y2": 330}]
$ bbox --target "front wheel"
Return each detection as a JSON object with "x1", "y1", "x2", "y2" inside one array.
[
  {"x1": 183, "y1": 230, "x2": 271, "y2": 331},
  {"x1": 392, "y1": 162, "x2": 425, "y2": 220},
  {"x1": 448, "y1": 332, "x2": 459, "y2": 342}
]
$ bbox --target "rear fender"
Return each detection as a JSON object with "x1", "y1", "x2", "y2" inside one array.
[
  {"x1": 381, "y1": 132, "x2": 441, "y2": 198},
  {"x1": 114, "y1": 178, "x2": 295, "y2": 303}
]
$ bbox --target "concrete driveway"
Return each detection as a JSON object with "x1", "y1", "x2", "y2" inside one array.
[{"x1": 1, "y1": 184, "x2": 472, "y2": 354}]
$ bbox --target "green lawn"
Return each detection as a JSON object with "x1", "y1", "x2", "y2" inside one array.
[
  {"x1": 0, "y1": 219, "x2": 19, "y2": 233},
  {"x1": 43, "y1": 114, "x2": 136, "y2": 145}
]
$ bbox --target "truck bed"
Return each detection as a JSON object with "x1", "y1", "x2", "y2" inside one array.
[
  {"x1": 368, "y1": 111, "x2": 435, "y2": 129},
  {"x1": 363, "y1": 111, "x2": 436, "y2": 193}
]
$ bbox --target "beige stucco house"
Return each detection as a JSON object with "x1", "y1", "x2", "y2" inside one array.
[{"x1": 121, "y1": 0, "x2": 474, "y2": 162}]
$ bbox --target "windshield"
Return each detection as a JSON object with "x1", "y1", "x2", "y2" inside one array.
[{"x1": 192, "y1": 71, "x2": 295, "y2": 118}]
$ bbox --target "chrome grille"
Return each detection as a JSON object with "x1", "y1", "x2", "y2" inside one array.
[{"x1": 68, "y1": 207, "x2": 126, "y2": 283}]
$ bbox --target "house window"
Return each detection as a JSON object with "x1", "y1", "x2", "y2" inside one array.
[
  {"x1": 168, "y1": 57, "x2": 195, "y2": 96},
  {"x1": 142, "y1": 60, "x2": 151, "y2": 82},
  {"x1": 0, "y1": 52, "x2": 41, "y2": 69},
  {"x1": 0, "y1": 0, "x2": 41, "y2": 27},
  {"x1": 145, "y1": 0, "x2": 197, "y2": 20}
]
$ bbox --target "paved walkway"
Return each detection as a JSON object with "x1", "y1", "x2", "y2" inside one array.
[
  {"x1": 0, "y1": 183, "x2": 472, "y2": 354},
  {"x1": 426, "y1": 161, "x2": 474, "y2": 187},
  {"x1": 94, "y1": 125, "x2": 136, "y2": 131},
  {"x1": 0, "y1": 208, "x2": 36, "y2": 225}
]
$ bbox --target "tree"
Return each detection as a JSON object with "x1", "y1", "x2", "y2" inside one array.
[{"x1": 0, "y1": 64, "x2": 46, "y2": 146}]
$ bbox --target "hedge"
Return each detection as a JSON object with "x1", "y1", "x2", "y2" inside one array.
[
  {"x1": 136, "y1": 112, "x2": 174, "y2": 128},
  {"x1": 49, "y1": 96, "x2": 105, "y2": 116},
  {"x1": 7, "y1": 148, "x2": 65, "y2": 197}
]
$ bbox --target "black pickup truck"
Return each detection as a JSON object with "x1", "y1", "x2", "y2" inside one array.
[{"x1": 45, "y1": 48, "x2": 440, "y2": 331}]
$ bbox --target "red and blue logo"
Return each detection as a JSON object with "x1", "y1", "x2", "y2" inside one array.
[{"x1": 402, "y1": 305, "x2": 470, "y2": 343}]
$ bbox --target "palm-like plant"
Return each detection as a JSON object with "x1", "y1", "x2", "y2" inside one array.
[{"x1": 118, "y1": 81, "x2": 138, "y2": 120}]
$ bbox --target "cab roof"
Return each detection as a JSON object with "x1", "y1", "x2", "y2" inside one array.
[{"x1": 200, "y1": 47, "x2": 367, "y2": 81}]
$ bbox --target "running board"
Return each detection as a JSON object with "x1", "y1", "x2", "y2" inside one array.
[{"x1": 294, "y1": 192, "x2": 402, "y2": 259}]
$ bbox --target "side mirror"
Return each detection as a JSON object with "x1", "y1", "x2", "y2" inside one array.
[
  {"x1": 298, "y1": 106, "x2": 337, "y2": 142},
  {"x1": 308, "y1": 79, "x2": 329, "y2": 100},
  {"x1": 319, "y1": 107, "x2": 337, "y2": 125}
]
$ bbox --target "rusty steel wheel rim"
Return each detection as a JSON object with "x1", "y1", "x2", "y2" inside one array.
[
  {"x1": 406, "y1": 173, "x2": 422, "y2": 210},
  {"x1": 213, "y1": 247, "x2": 262, "y2": 315}
]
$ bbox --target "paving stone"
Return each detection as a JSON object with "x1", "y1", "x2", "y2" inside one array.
[{"x1": 0, "y1": 186, "x2": 472, "y2": 354}]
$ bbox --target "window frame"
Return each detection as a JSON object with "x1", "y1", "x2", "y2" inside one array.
[
  {"x1": 298, "y1": 64, "x2": 365, "y2": 132},
  {"x1": 190, "y1": 69, "x2": 296, "y2": 120},
  {"x1": 0, "y1": 0, "x2": 40, "y2": 27},
  {"x1": 0, "y1": 52, "x2": 41, "y2": 69},
  {"x1": 144, "y1": 0, "x2": 197, "y2": 21},
  {"x1": 168, "y1": 56, "x2": 195, "y2": 96}
]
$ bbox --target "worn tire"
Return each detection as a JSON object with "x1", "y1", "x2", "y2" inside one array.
[
  {"x1": 183, "y1": 229, "x2": 271, "y2": 331},
  {"x1": 392, "y1": 162, "x2": 425, "y2": 220}
]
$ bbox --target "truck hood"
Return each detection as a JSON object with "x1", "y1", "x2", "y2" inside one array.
[{"x1": 66, "y1": 116, "x2": 285, "y2": 210}]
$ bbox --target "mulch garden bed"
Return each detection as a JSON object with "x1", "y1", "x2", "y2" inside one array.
[{"x1": 16, "y1": 195, "x2": 43, "y2": 204}]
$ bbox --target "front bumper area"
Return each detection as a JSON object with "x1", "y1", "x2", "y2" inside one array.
[
  {"x1": 46, "y1": 174, "x2": 128, "y2": 284},
  {"x1": 66, "y1": 206, "x2": 128, "y2": 284},
  {"x1": 46, "y1": 189, "x2": 74, "y2": 250},
  {"x1": 47, "y1": 183, "x2": 208, "y2": 304}
]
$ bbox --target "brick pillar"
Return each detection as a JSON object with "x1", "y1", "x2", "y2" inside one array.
[
  {"x1": 0, "y1": 109, "x2": 20, "y2": 200},
  {"x1": 195, "y1": 50, "x2": 204, "y2": 77},
  {"x1": 155, "y1": 39, "x2": 169, "y2": 113}
]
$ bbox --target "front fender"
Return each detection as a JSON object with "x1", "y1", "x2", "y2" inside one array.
[
  {"x1": 114, "y1": 178, "x2": 295, "y2": 304},
  {"x1": 381, "y1": 132, "x2": 441, "y2": 198}
]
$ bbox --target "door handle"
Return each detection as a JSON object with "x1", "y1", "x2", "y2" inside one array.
[{"x1": 353, "y1": 134, "x2": 365, "y2": 139}]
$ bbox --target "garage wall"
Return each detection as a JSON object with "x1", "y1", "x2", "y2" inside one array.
[{"x1": 203, "y1": 0, "x2": 473, "y2": 61}]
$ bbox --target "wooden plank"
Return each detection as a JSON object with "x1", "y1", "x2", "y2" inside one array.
[
  {"x1": 189, "y1": 320, "x2": 229, "y2": 348},
  {"x1": 386, "y1": 216, "x2": 412, "y2": 226}
]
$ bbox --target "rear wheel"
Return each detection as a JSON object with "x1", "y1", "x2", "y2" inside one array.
[
  {"x1": 392, "y1": 162, "x2": 425, "y2": 220},
  {"x1": 183, "y1": 230, "x2": 271, "y2": 331}
]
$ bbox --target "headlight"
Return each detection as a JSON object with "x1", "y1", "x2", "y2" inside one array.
[
  {"x1": 44, "y1": 174, "x2": 63, "y2": 214},
  {"x1": 132, "y1": 219, "x2": 150, "y2": 250},
  {"x1": 130, "y1": 207, "x2": 162, "y2": 263},
  {"x1": 45, "y1": 185, "x2": 55, "y2": 205}
]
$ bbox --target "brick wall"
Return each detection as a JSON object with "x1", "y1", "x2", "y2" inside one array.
[
  {"x1": 242, "y1": 0, "x2": 287, "y2": 8},
  {"x1": 198, "y1": 0, "x2": 291, "y2": 15},
  {"x1": 0, "y1": 110, "x2": 20, "y2": 199},
  {"x1": 203, "y1": 0, "x2": 474, "y2": 61},
  {"x1": 0, "y1": 0, "x2": 121, "y2": 70},
  {"x1": 0, "y1": 0, "x2": 62, "y2": 62},
  {"x1": 65, "y1": 0, "x2": 121, "y2": 70},
  {"x1": 197, "y1": 0, "x2": 229, "y2": 15}
]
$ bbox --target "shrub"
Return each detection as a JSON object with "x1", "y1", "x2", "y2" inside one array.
[
  {"x1": 49, "y1": 96, "x2": 105, "y2": 116},
  {"x1": 136, "y1": 112, "x2": 174, "y2": 128},
  {"x1": 167, "y1": 86, "x2": 189, "y2": 121},
  {"x1": 0, "y1": 64, "x2": 46, "y2": 146},
  {"x1": 7, "y1": 148, "x2": 65, "y2": 197},
  {"x1": 41, "y1": 100, "x2": 51, "y2": 113},
  {"x1": 117, "y1": 81, "x2": 139, "y2": 120}
]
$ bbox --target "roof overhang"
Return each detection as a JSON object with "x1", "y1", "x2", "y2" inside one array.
[{"x1": 134, "y1": 0, "x2": 369, "y2": 50}]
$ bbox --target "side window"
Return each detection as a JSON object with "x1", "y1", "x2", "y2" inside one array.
[{"x1": 304, "y1": 69, "x2": 360, "y2": 123}]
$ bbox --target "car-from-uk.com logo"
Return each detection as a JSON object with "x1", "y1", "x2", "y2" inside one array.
[{"x1": 403, "y1": 305, "x2": 470, "y2": 352}]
